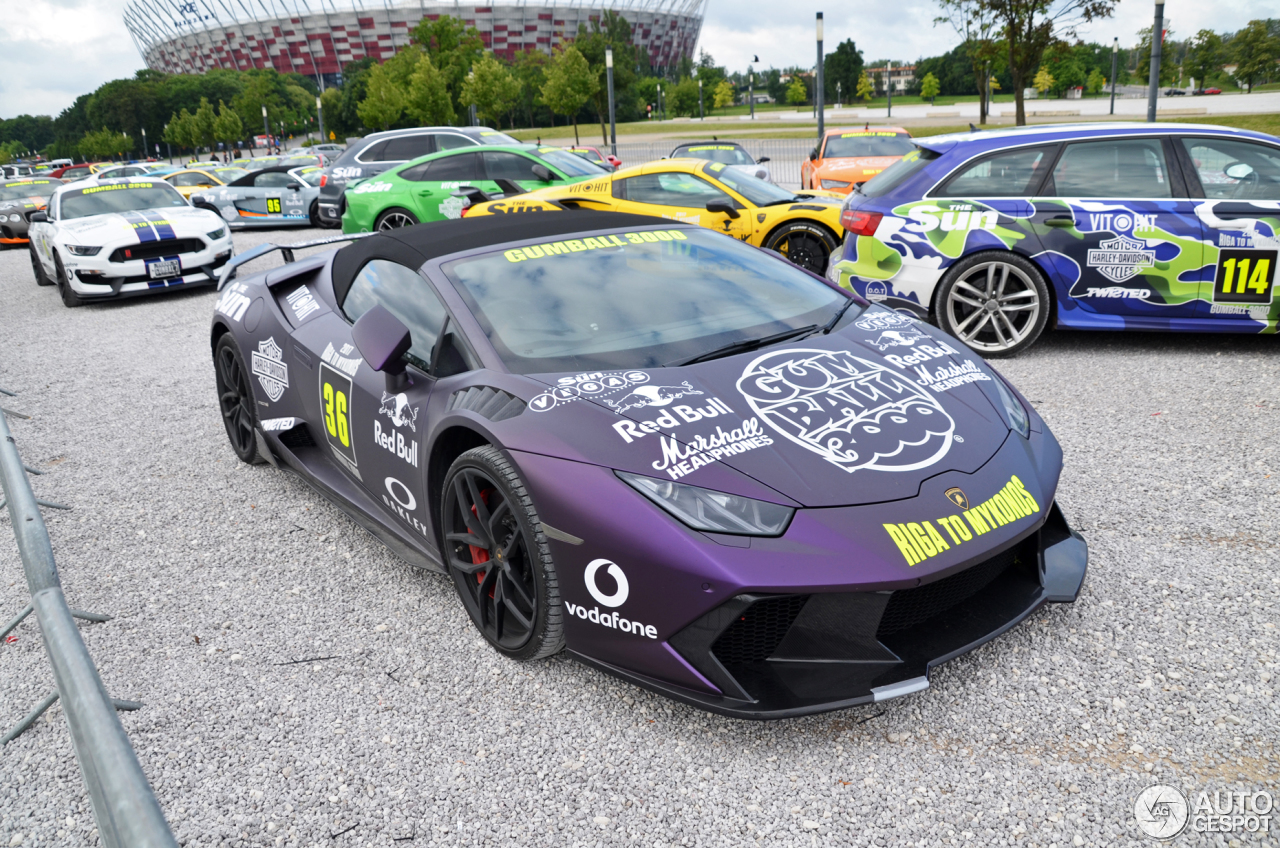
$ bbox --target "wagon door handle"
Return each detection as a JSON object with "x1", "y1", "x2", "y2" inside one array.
[{"x1": 1044, "y1": 216, "x2": 1075, "y2": 228}]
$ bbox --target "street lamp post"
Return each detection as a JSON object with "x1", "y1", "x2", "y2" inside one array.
[
  {"x1": 815, "y1": 13, "x2": 824, "y2": 140},
  {"x1": 698, "y1": 78, "x2": 703, "y2": 120},
  {"x1": 164, "y1": 124, "x2": 172, "y2": 163},
  {"x1": 316, "y1": 95, "x2": 325, "y2": 145},
  {"x1": 261, "y1": 105, "x2": 269, "y2": 149},
  {"x1": 141, "y1": 127, "x2": 147, "y2": 161},
  {"x1": 657, "y1": 84, "x2": 663, "y2": 121},
  {"x1": 749, "y1": 68, "x2": 755, "y2": 120},
  {"x1": 1147, "y1": 0, "x2": 1165, "y2": 123},
  {"x1": 606, "y1": 47, "x2": 617, "y2": 156},
  {"x1": 886, "y1": 60, "x2": 893, "y2": 118},
  {"x1": 836, "y1": 81, "x2": 841, "y2": 108},
  {"x1": 1110, "y1": 37, "x2": 1119, "y2": 115}
]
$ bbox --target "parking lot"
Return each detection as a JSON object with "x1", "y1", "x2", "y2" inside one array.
[{"x1": 0, "y1": 227, "x2": 1276, "y2": 847}]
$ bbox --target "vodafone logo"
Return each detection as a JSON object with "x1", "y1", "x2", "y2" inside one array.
[{"x1": 585, "y1": 559, "x2": 629, "y2": 607}]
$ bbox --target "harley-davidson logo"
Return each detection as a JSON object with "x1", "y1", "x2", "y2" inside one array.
[
  {"x1": 944, "y1": 487, "x2": 969, "y2": 510},
  {"x1": 251, "y1": 337, "x2": 288, "y2": 402},
  {"x1": 1086, "y1": 235, "x2": 1155, "y2": 283}
]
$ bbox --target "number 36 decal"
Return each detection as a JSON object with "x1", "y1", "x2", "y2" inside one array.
[
  {"x1": 1213, "y1": 248, "x2": 1276, "y2": 305},
  {"x1": 320, "y1": 364, "x2": 358, "y2": 468}
]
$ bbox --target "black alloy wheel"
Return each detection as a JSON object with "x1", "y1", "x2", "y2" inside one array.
[
  {"x1": 213, "y1": 334, "x2": 264, "y2": 464},
  {"x1": 442, "y1": 446, "x2": 563, "y2": 661},
  {"x1": 375, "y1": 208, "x2": 420, "y2": 231},
  {"x1": 764, "y1": 221, "x2": 839, "y2": 276},
  {"x1": 309, "y1": 200, "x2": 322, "y2": 227}
]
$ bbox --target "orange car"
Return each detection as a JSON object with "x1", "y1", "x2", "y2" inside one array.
[{"x1": 801, "y1": 127, "x2": 915, "y2": 194}]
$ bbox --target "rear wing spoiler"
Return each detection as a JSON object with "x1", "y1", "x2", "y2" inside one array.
[{"x1": 216, "y1": 232, "x2": 375, "y2": 291}]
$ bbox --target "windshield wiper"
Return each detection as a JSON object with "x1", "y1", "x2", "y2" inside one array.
[
  {"x1": 812, "y1": 295, "x2": 859, "y2": 336},
  {"x1": 667, "y1": 324, "x2": 819, "y2": 367}
]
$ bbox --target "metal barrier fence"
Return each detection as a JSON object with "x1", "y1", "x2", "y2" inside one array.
[
  {"x1": 0, "y1": 388, "x2": 178, "y2": 848},
  {"x1": 602, "y1": 138, "x2": 816, "y2": 189}
]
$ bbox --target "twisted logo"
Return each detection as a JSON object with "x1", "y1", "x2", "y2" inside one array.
[
  {"x1": 1134, "y1": 785, "x2": 1189, "y2": 839},
  {"x1": 737, "y1": 349, "x2": 955, "y2": 474}
]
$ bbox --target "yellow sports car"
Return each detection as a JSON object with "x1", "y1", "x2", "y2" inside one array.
[
  {"x1": 464, "y1": 158, "x2": 846, "y2": 274},
  {"x1": 163, "y1": 167, "x2": 249, "y2": 199}
]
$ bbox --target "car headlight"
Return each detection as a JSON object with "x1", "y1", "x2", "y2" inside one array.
[
  {"x1": 206, "y1": 228, "x2": 226, "y2": 240},
  {"x1": 992, "y1": 375, "x2": 1030, "y2": 438},
  {"x1": 616, "y1": 471, "x2": 794, "y2": 536},
  {"x1": 820, "y1": 179, "x2": 848, "y2": 189},
  {"x1": 8, "y1": 214, "x2": 20, "y2": 222},
  {"x1": 65, "y1": 245, "x2": 101, "y2": 256}
]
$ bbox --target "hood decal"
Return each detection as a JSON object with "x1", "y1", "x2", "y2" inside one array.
[{"x1": 736, "y1": 348, "x2": 954, "y2": 474}]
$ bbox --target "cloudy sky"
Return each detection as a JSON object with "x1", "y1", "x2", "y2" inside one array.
[{"x1": 1, "y1": 0, "x2": 1274, "y2": 119}]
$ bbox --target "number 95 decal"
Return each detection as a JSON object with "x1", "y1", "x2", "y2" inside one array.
[
  {"x1": 320, "y1": 364, "x2": 358, "y2": 468},
  {"x1": 1213, "y1": 248, "x2": 1276, "y2": 304}
]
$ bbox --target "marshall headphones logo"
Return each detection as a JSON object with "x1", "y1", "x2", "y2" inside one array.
[{"x1": 944, "y1": 487, "x2": 969, "y2": 510}]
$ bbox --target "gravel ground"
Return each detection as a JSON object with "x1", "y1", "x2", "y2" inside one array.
[{"x1": 0, "y1": 228, "x2": 1276, "y2": 848}]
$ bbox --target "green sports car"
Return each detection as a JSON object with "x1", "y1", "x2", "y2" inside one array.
[{"x1": 341, "y1": 144, "x2": 608, "y2": 232}]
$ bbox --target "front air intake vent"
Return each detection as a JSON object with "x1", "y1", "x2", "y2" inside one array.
[
  {"x1": 711, "y1": 595, "x2": 809, "y2": 667},
  {"x1": 876, "y1": 544, "x2": 1024, "y2": 638},
  {"x1": 448, "y1": 386, "x2": 525, "y2": 422}
]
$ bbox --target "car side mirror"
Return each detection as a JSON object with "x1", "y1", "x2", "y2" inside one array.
[
  {"x1": 351, "y1": 304, "x2": 413, "y2": 392},
  {"x1": 288, "y1": 184, "x2": 301, "y2": 191},
  {"x1": 1224, "y1": 162, "x2": 1254, "y2": 180},
  {"x1": 757, "y1": 156, "x2": 771, "y2": 164},
  {"x1": 809, "y1": 149, "x2": 818, "y2": 161},
  {"x1": 705, "y1": 198, "x2": 740, "y2": 219},
  {"x1": 531, "y1": 164, "x2": 553, "y2": 182},
  {"x1": 29, "y1": 211, "x2": 47, "y2": 223}
]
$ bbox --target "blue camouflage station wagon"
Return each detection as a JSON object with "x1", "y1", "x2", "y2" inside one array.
[{"x1": 829, "y1": 122, "x2": 1280, "y2": 356}]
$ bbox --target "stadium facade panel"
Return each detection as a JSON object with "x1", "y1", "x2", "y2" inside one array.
[{"x1": 123, "y1": 0, "x2": 705, "y2": 78}]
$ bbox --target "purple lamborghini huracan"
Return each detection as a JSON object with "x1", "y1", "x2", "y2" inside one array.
[{"x1": 211, "y1": 211, "x2": 1087, "y2": 718}]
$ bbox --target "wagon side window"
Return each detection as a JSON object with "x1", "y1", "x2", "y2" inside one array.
[
  {"x1": 1050, "y1": 139, "x2": 1172, "y2": 199},
  {"x1": 935, "y1": 145, "x2": 1056, "y2": 197}
]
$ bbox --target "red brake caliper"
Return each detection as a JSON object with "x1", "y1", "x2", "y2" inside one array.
[{"x1": 467, "y1": 489, "x2": 495, "y2": 597}]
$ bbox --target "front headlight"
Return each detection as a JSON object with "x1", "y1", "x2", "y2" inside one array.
[
  {"x1": 820, "y1": 179, "x2": 848, "y2": 189},
  {"x1": 616, "y1": 471, "x2": 794, "y2": 536},
  {"x1": 992, "y1": 375, "x2": 1029, "y2": 438},
  {"x1": 8, "y1": 214, "x2": 20, "y2": 222},
  {"x1": 206, "y1": 228, "x2": 226, "y2": 240},
  {"x1": 65, "y1": 245, "x2": 101, "y2": 256}
]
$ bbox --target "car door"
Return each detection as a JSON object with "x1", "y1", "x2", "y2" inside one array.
[
  {"x1": 613, "y1": 168, "x2": 751, "y2": 239},
  {"x1": 235, "y1": 171, "x2": 295, "y2": 220},
  {"x1": 1177, "y1": 135, "x2": 1280, "y2": 324},
  {"x1": 398, "y1": 152, "x2": 489, "y2": 221},
  {"x1": 482, "y1": 150, "x2": 555, "y2": 194},
  {"x1": 1038, "y1": 135, "x2": 1201, "y2": 320}
]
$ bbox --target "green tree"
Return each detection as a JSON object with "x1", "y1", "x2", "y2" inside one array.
[
  {"x1": 1042, "y1": 42, "x2": 1085, "y2": 96},
  {"x1": 920, "y1": 72, "x2": 941, "y2": 103},
  {"x1": 335, "y1": 58, "x2": 376, "y2": 135},
  {"x1": 213, "y1": 100, "x2": 243, "y2": 148},
  {"x1": 668, "y1": 77, "x2": 700, "y2": 117},
  {"x1": 855, "y1": 70, "x2": 874, "y2": 103},
  {"x1": 1085, "y1": 68, "x2": 1106, "y2": 95},
  {"x1": 79, "y1": 126, "x2": 130, "y2": 161},
  {"x1": 511, "y1": 49, "x2": 551, "y2": 129},
  {"x1": 1033, "y1": 66, "x2": 1054, "y2": 94},
  {"x1": 411, "y1": 15, "x2": 486, "y2": 118},
  {"x1": 712, "y1": 78, "x2": 736, "y2": 108},
  {"x1": 981, "y1": 0, "x2": 1118, "y2": 126},
  {"x1": 1185, "y1": 30, "x2": 1225, "y2": 89},
  {"x1": 823, "y1": 39, "x2": 864, "y2": 103},
  {"x1": 1230, "y1": 20, "x2": 1280, "y2": 92},
  {"x1": 540, "y1": 46, "x2": 598, "y2": 145},
  {"x1": 405, "y1": 52, "x2": 456, "y2": 126},
  {"x1": 1136, "y1": 25, "x2": 1177, "y2": 88},
  {"x1": 785, "y1": 75, "x2": 807, "y2": 105},
  {"x1": 358, "y1": 64, "x2": 406, "y2": 131},
  {"x1": 574, "y1": 12, "x2": 642, "y2": 143},
  {"x1": 461, "y1": 55, "x2": 521, "y2": 128},
  {"x1": 319, "y1": 88, "x2": 344, "y2": 141},
  {"x1": 164, "y1": 110, "x2": 195, "y2": 153},
  {"x1": 192, "y1": 97, "x2": 217, "y2": 151},
  {"x1": 934, "y1": 0, "x2": 1002, "y2": 124}
]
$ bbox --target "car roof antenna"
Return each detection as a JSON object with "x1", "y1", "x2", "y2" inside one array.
[{"x1": 970, "y1": 123, "x2": 978, "y2": 132}]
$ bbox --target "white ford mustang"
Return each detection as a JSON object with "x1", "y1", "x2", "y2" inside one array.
[{"x1": 28, "y1": 178, "x2": 234, "y2": 307}]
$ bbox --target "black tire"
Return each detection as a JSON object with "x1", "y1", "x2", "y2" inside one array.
[
  {"x1": 213, "y1": 334, "x2": 265, "y2": 465},
  {"x1": 53, "y1": 252, "x2": 83, "y2": 308},
  {"x1": 374, "y1": 207, "x2": 419, "y2": 231},
  {"x1": 763, "y1": 221, "x2": 839, "y2": 276},
  {"x1": 30, "y1": 243, "x2": 52, "y2": 286},
  {"x1": 309, "y1": 200, "x2": 323, "y2": 228},
  {"x1": 933, "y1": 251, "x2": 1050, "y2": 358},
  {"x1": 441, "y1": 446, "x2": 564, "y2": 661}
]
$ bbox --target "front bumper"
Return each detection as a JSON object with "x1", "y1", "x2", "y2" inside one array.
[
  {"x1": 67, "y1": 239, "x2": 233, "y2": 300},
  {"x1": 576, "y1": 502, "x2": 1086, "y2": 719}
]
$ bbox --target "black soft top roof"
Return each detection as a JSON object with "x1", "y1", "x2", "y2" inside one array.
[{"x1": 332, "y1": 211, "x2": 673, "y2": 305}]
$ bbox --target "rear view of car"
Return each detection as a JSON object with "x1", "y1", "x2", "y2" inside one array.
[{"x1": 802, "y1": 128, "x2": 915, "y2": 194}]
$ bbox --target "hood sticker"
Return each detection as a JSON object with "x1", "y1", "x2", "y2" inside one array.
[
  {"x1": 603, "y1": 381, "x2": 701, "y2": 414},
  {"x1": 737, "y1": 349, "x2": 955, "y2": 474},
  {"x1": 529, "y1": 370, "x2": 649, "y2": 412},
  {"x1": 884, "y1": 474, "x2": 1041, "y2": 566}
]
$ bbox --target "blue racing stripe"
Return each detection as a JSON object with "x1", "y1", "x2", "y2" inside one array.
[
  {"x1": 142, "y1": 209, "x2": 177, "y2": 240},
  {"x1": 122, "y1": 211, "x2": 158, "y2": 243}
]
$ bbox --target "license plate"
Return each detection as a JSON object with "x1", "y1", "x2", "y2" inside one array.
[{"x1": 147, "y1": 258, "x2": 180, "y2": 279}]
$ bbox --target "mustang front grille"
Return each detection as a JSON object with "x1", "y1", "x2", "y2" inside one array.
[{"x1": 108, "y1": 239, "x2": 206, "y2": 263}]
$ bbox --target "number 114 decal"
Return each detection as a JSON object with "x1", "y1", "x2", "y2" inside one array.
[{"x1": 1213, "y1": 248, "x2": 1276, "y2": 304}]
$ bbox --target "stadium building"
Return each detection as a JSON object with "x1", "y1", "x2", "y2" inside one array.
[{"x1": 123, "y1": 0, "x2": 705, "y2": 83}]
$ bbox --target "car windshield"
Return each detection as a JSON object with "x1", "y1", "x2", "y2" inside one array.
[
  {"x1": 476, "y1": 130, "x2": 521, "y2": 145},
  {"x1": 860, "y1": 147, "x2": 939, "y2": 197},
  {"x1": 442, "y1": 226, "x2": 850, "y2": 374},
  {"x1": 706, "y1": 164, "x2": 798, "y2": 206},
  {"x1": 60, "y1": 183, "x2": 189, "y2": 220},
  {"x1": 0, "y1": 180, "x2": 57, "y2": 201},
  {"x1": 569, "y1": 149, "x2": 605, "y2": 164},
  {"x1": 280, "y1": 156, "x2": 320, "y2": 168},
  {"x1": 676, "y1": 145, "x2": 755, "y2": 166},
  {"x1": 535, "y1": 148, "x2": 609, "y2": 177},
  {"x1": 294, "y1": 168, "x2": 323, "y2": 186},
  {"x1": 215, "y1": 168, "x2": 248, "y2": 181},
  {"x1": 823, "y1": 133, "x2": 915, "y2": 158}
]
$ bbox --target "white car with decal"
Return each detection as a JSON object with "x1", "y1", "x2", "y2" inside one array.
[{"x1": 29, "y1": 178, "x2": 233, "y2": 306}]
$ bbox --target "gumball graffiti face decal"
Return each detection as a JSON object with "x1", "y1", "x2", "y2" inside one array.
[{"x1": 736, "y1": 349, "x2": 955, "y2": 473}]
